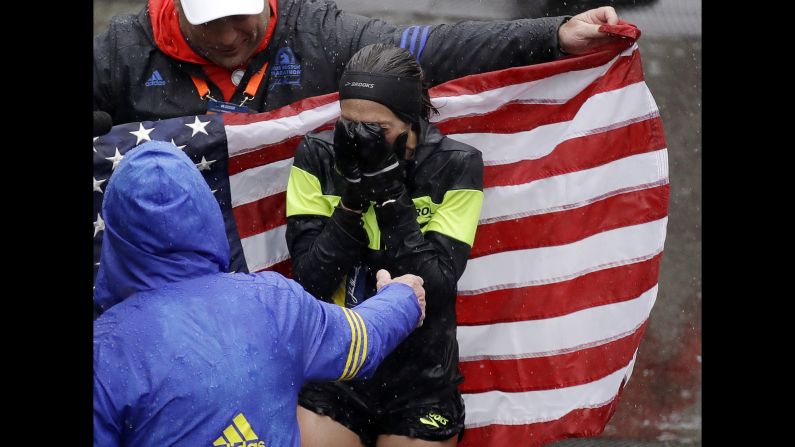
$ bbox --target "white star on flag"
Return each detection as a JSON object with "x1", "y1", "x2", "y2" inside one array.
[
  {"x1": 196, "y1": 156, "x2": 217, "y2": 171},
  {"x1": 130, "y1": 123, "x2": 155, "y2": 145},
  {"x1": 185, "y1": 116, "x2": 210, "y2": 137},
  {"x1": 93, "y1": 177, "x2": 107, "y2": 193},
  {"x1": 106, "y1": 148, "x2": 124, "y2": 170},
  {"x1": 170, "y1": 139, "x2": 187, "y2": 150},
  {"x1": 94, "y1": 214, "x2": 105, "y2": 238}
]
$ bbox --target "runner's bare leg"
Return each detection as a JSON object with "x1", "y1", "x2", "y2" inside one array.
[
  {"x1": 297, "y1": 406, "x2": 365, "y2": 447},
  {"x1": 376, "y1": 434, "x2": 458, "y2": 447}
]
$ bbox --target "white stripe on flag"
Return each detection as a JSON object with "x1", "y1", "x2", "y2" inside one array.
[
  {"x1": 458, "y1": 217, "x2": 668, "y2": 294},
  {"x1": 229, "y1": 158, "x2": 294, "y2": 207},
  {"x1": 457, "y1": 284, "x2": 657, "y2": 359},
  {"x1": 478, "y1": 150, "x2": 669, "y2": 223},
  {"x1": 240, "y1": 225, "x2": 289, "y2": 272},
  {"x1": 624, "y1": 349, "x2": 639, "y2": 387},
  {"x1": 448, "y1": 82, "x2": 659, "y2": 165},
  {"x1": 431, "y1": 45, "x2": 637, "y2": 121},
  {"x1": 226, "y1": 102, "x2": 341, "y2": 155},
  {"x1": 463, "y1": 355, "x2": 637, "y2": 428}
]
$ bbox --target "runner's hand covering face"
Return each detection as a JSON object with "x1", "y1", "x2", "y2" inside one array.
[
  {"x1": 344, "y1": 120, "x2": 408, "y2": 203},
  {"x1": 333, "y1": 119, "x2": 362, "y2": 182},
  {"x1": 333, "y1": 119, "x2": 369, "y2": 211},
  {"x1": 347, "y1": 121, "x2": 403, "y2": 175}
]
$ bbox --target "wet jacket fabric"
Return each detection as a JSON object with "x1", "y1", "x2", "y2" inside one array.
[
  {"x1": 285, "y1": 120, "x2": 483, "y2": 399},
  {"x1": 94, "y1": 0, "x2": 568, "y2": 124},
  {"x1": 93, "y1": 141, "x2": 422, "y2": 447}
]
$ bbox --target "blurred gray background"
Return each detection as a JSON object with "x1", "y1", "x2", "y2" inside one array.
[{"x1": 94, "y1": 1, "x2": 701, "y2": 445}]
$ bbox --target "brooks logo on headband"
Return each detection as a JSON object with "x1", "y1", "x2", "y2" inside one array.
[
  {"x1": 346, "y1": 81, "x2": 375, "y2": 88},
  {"x1": 339, "y1": 71, "x2": 421, "y2": 118}
]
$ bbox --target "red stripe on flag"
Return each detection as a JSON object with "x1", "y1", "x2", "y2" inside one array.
[
  {"x1": 228, "y1": 136, "x2": 301, "y2": 175},
  {"x1": 430, "y1": 47, "x2": 637, "y2": 98},
  {"x1": 253, "y1": 258, "x2": 293, "y2": 278},
  {"x1": 459, "y1": 322, "x2": 648, "y2": 393},
  {"x1": 457, "y1": 254, "x2": 662, "y2": 325},
  {"x1": 436, "y1": 51, "x2": 643, "y2": 135},
  {"x1": 233, "y1": 192, "x2": 287, "y2": 239},
  {"x1": 228, "y1": 122, "x2": 335, "y2": 175},
  {"x1": 472, "y1": 185, "x2": 670, "y2": 259},
  {"x1": 222, "y1": 93, "x2": 339, "y2": 126},
  {"x1": 459, "y1": 390, "x2": 625, "y2": 447},
  {"x1": 482, "y1": 116, "x2": 666, "y2": 189}
]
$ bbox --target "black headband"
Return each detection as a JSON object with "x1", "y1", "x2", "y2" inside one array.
[{"x1": 339, "y1": 71, "x2": 422, "y2": 120}]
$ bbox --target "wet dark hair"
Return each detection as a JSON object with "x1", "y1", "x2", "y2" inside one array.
[{"x1": 344, "y1": 43, "x2": 438, "y2": 122}]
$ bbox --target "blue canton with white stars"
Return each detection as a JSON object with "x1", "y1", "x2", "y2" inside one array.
[{"x1": 92, "y1": 114, "x2": 249, "y2": 305}]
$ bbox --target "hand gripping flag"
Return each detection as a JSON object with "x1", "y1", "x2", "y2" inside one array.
[{"x1": 93, "y1": 23, "x2": 667, "y2": 446}]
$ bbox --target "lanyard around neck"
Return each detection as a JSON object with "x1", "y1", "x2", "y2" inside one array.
[{"x1": 190, "y1": 63, "x2": 268, "y2": 107}]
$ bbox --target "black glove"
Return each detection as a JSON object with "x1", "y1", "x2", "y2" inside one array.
[
  {"x1": 349, "y1": 122, "x2": 408, "y2": 203},
  {"x1": 333, "y1": 119, "x2": 369, "y2": 211},
  {"x1": 334, "y1": 119, "x2": 362, "y2": 181}
]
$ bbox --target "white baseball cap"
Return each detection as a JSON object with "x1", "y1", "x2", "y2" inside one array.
[{"x1": 179, "y1": 0, "x2": 266, "y2": 25}]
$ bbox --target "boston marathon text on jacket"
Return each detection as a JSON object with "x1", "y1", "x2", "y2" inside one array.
[
  {"x1": 94, "y1": 0, "x2": 569, "y2": 124},
  {"x1": 285, "y1": 120, "x2": 483, "y2": 397},
  {"x1": 93, "y1": 141, "x2": 422, "y2": 447}
]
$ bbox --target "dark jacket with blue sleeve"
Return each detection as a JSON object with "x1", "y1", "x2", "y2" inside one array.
[{"x1": 94, "y1": 0, "x2": 568, "y2": 124}]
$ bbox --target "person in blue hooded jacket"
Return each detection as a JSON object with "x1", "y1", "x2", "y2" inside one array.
[{"x1": 93, "y1": 140, "x2": 427, "y2": 447}]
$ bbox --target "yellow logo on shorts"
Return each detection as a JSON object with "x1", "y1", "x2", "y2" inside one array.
[
  {"x1": 212, "y1": 413, "x2": 266, "y2": 447},
  {"x1": 419, "y1": 412, "x2": 449, "y2": 429}
]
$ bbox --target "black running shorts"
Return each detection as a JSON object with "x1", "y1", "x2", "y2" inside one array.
[{"x1": 299, "y1": 381, "x2": 465, "y2": 446}]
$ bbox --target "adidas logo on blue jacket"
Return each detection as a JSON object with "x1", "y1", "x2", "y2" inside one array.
[{"x1": 145, "y1": 70, "x2": 166, "y2": 87}]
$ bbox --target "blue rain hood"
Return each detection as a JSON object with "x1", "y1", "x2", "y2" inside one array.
[{"x1": 94, "y1": 140, "x2": 229, "y2": 312}]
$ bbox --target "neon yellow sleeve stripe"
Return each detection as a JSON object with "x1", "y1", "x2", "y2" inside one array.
[
  {"x1": 337, "y1": 307, "x2": 358, "y2": 381},
  {"x1": 350, "y1": 310, "x2": 368, "y2": 378},
  {"x1": 425, "y1": 189, "x2": 484, "y2": 246},
  {"x1": 286, "y1": 165, "x2": 340, "y2": 217},
  {"x1": 346, "y1": 309, "x2": 364, "y2": 380}
]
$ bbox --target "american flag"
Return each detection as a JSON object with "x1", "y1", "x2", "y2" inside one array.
[{"x1": 93, "y1": 24, "x2": 667, "y2": 446}]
